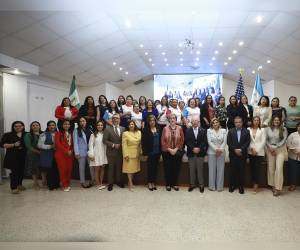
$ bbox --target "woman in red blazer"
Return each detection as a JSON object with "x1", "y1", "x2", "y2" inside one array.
[
  {"x1": 54, "y1": 120, "x2": 74, "y2": 191},
  {"x1": 55, "y1": 97, "x2": 78, "y2": 131}
]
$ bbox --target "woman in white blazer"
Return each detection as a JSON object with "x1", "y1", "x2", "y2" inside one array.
[
  {"x1": 247, "y1": 116, "x2": 266, "y2": 193},
  {"x1": 253, "y1": 96, "x2": 272, "y2": 128},
  {"x1": 207, "y1": 117, "x2": 227, "y2": 191}
]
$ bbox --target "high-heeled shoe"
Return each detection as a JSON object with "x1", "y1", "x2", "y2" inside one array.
[{"x1": 148, "y1": 184, "x2": 153, "y2": 191}]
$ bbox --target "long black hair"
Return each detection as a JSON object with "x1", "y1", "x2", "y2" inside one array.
[
  {"x1": 60, "y1": 97, "x2": 73, "y2": 107},
  {"x1": 29, "y1": 121, "x2": 42, "y2": 145},
  {"x1": 108, "y1": 100, "x2": 119, "y2": 114},
  {"x1": 98, "y1": 95, "x2": 108, "y2": 106},
  {"x1": 45, "y1": 120, "x2": 57, "y2": 132},
  {"x1": 77, "y1": 117, "x2": 92, "y2": 142},
  {"x1": 83, "y1": 96, "x2": 95, "y2": 107},
  {"x1": 11, "y1": 121, "x2": 25, "y2": 133}
]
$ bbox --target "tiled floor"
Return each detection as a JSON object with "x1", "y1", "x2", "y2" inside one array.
[{"x1": 0, "y1": 179, "x2": 300, "y2": 242}]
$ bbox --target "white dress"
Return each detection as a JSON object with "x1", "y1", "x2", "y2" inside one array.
[{"x1": 88, "y1": 132, "x2": 108, "y2": 166}]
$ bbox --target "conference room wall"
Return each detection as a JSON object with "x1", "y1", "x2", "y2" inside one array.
[{"x1": 2, "y1": 73, "x2": 69, "y2": 132}]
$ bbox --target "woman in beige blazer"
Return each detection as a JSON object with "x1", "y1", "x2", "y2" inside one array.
[
  {"x1": 247, "y1": 116, "x2": 266, "y2": 193},
  {"x1": 122, "y1": 120, "x2": 142, "y2": 191}
]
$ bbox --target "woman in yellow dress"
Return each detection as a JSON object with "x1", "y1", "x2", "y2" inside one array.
[{"x1": 122, "y1": 120, "x2": 141, "y2": 191}]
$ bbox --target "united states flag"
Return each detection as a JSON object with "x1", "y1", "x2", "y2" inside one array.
[{"x1": 235, "y1": 73, "x2": 245, "y2": 101}]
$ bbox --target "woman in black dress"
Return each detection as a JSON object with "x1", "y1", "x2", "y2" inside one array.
[
  {"x1": 78, "y1": 96, "x2": 97, "y2": 130},
  {"x1": 96, "y1": 95, "x2": 108, "y2": 121},
  {"x1": 0, "y1": 121, "x2": 27, "y2": 194},
  {"x1": 226, "y1": 95, "x2": 247, "y2": 129}
]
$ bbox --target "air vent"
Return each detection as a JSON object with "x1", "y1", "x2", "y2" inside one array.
[{"x1": 134, "y1": 79, "x2": 144, "y2": 85}]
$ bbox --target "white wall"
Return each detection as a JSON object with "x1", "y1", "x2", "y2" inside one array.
[
  {"x1": 78, "y1": 84, "x2": 106, "y2": 105},
  {"x1": 3, "y1": 73, "x2": 69, "y2": 132},
  {"x1": 3, "y1": 73, "x2": 28, "y2": 131},
  {"x1": 274, "y1": 80, "x2": 300, "y2": 106},
  {"x1": 122, "y1": 80, "x2": 154, "y2": 100},
  {"x1": 105, "y1": 83, "x2": 122, "y2": 101}
]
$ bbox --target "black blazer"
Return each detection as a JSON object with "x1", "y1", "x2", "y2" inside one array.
[
  {"x1": 227, "y1": 127, "x2": 250, "y2": 158},
  {"x1": 226, "y1": 104, "x2": 247, "y2": 129},
  {"x1": 141, "y1": 126, "x2": 161, "y2": 156},
  {"x1": 185, "y1": 127, "x2": 208, "y2": 157}
]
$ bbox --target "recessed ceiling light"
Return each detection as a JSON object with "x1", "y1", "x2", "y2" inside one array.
[
  {"x1": 238, "y1": 41, "x2": 244, "y2": 46},
  {"x1": 151, "y1": 63, "x2": 155, "y2": 66},
  {"x1": 139, "y1": 44, "x2": 144, "y2": 48},
  {"x1": 178, "y1": 43, "x2": 183, "y2": 47},
  {"x1": 180, "y1": 63, "x2": 183, "y2": 66},
  {"x1": 162, "y1": 52, "x2": 166, "y2": 56},
  {"x1": 195, "y1": 57, "x2": 199, "y2": 61},
  {"x1": 119, "y1": 67, "x2": 123, "y2": 71},
  {"x1": 145, "y1": 52, "x2": 148, "y2": 56},
  {"x1": 198, "y1": 42, "x2": 203, "y2": 47},
  {"x1": 180, "y1": 58, "x2": 184, "y2": 61},
  {"x1": 252, "y1": 70, "x2": 256, "y2": 74},
  {"x1": 125, "y1": 19, "x2": 132, "y2": 28},
  {"x1": 233, "y1": 50, "x2": 237, "y2": 54},
  {"x1": 267, "y1": 60, "x2": 271, "y2": 64},
  {"x1": 179, "y1": 51, "x2": 183, "y2": 55},
  {"x1": 194, "y1": 62, "x2": 199, "y2": 66},
  {"x1": 164, "y1": 58, "x2": 168, "y2": 62},
  {"x1": 159, "y1": 44, "x2": 163, "y2": 48},
  {"x1": 13, "y1": 68, "x2": 20, "y2": 74},
  {"x1": 166, "y1": 63, "x2": 169, "y2": 66},
  {"x1": 228, "y1": 56, "x2": 232, "y2": 60},
  {"x1": 112, "y1": 62, "x2": 117, "y2": 66},
  {"x1": 125, "y1": 71, "x2": 128, "y2": 75},
  {"x1": 256, "y1": 15, "x2": 263, "y2": 23},
  {"x1": 258, "y1": 65, "x2": 263, "y2": 70},
  {"x1": 209, "y1": 62, "x2": 213, "y2": 66},
  {"x1": 224, "y1": 62, "x2": 228, "y2": 65},
  {"x1": 212, "y1": 57, "x2": 216, "y2": 61},
  {"x1": 196, "y1": 50, "x2": 200, "y2": 55},
  {"x1": 148, "y1": 58, "x2": 152, "y2": 62},
  {"x1": 218, "y1": 42, "x2": 223, "y2": 46},
  {"x1": 192, "y1": 11, "x2": 197, "y2": 15},
  {"x1": 214, "y1": 50, "x2": 219, "y2": 54}
]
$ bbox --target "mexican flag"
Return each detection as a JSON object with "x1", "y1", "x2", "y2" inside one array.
[{"x1": 69, "y1": 75, "x2": 80, "y2": 109}]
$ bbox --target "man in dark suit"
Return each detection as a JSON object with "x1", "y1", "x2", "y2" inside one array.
[
  {"x1": 185, "y1": 116, "x2": 208, "y2": 192},
  {"x1": 227, "y1": 116, "x2": 250, "y2": 194},
  {"x1": 103, "y1": 114, "x2": 125, "y2": 191}
]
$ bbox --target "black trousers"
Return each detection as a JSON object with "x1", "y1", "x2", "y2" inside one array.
[
  {"x1": 162, "y1": 152, "x2": 182, "y2": 187},
  {"x1": 146, "y1": 154, "x2": 160, "y2": 183},
  {"x1": 45, "y1": 160, "x2": 60, "y2": 190},
  {"x1": 10, "y1": 155, "x2": 26, "y2": 190},
  {"x1": 288, "y1": 158, "x2": 300, "y2": 186},
  {"x1": 229, "y1": 155, "x2": 247, "y2": 188},
  {"x1": 248, "y1": 155, "x2": 264, "y2": 185}
]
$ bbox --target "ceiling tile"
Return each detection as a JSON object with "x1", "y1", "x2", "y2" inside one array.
[
  {"x1": 0, "y1": 12, "x2": 35, "y2": 34},
  {"x1": 41, "y1": 12, "x2": 86, "y2": 36},
  {"x1": 0, "y1": 36, "x2": 34, "y2": 57},
  {"x1": 41, "y1": 38, "x2": 76, "y2": 57},
  {"x1": 20, "y1": 49, "x2": 57, "y2": 66},
  {"x1": 13, "y1": 23, "x2": 58, "y2": 47}
]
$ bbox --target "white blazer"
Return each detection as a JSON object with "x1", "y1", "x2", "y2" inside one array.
[
  {"x1": 247, "y1": 127, "x2": 266, "y2": 156},
  {"x1": 207, "y1": 128, "x2": 227, "y2": 155}
]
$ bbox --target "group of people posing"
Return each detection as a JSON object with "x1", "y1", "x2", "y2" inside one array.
[{"x1": 1, "y1": 93, "x2": 300, "y2": 196}]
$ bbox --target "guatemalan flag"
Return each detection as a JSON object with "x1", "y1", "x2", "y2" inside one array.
[{"x1": 250, "y1": 73, "x2": 264, "y2": 106}]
